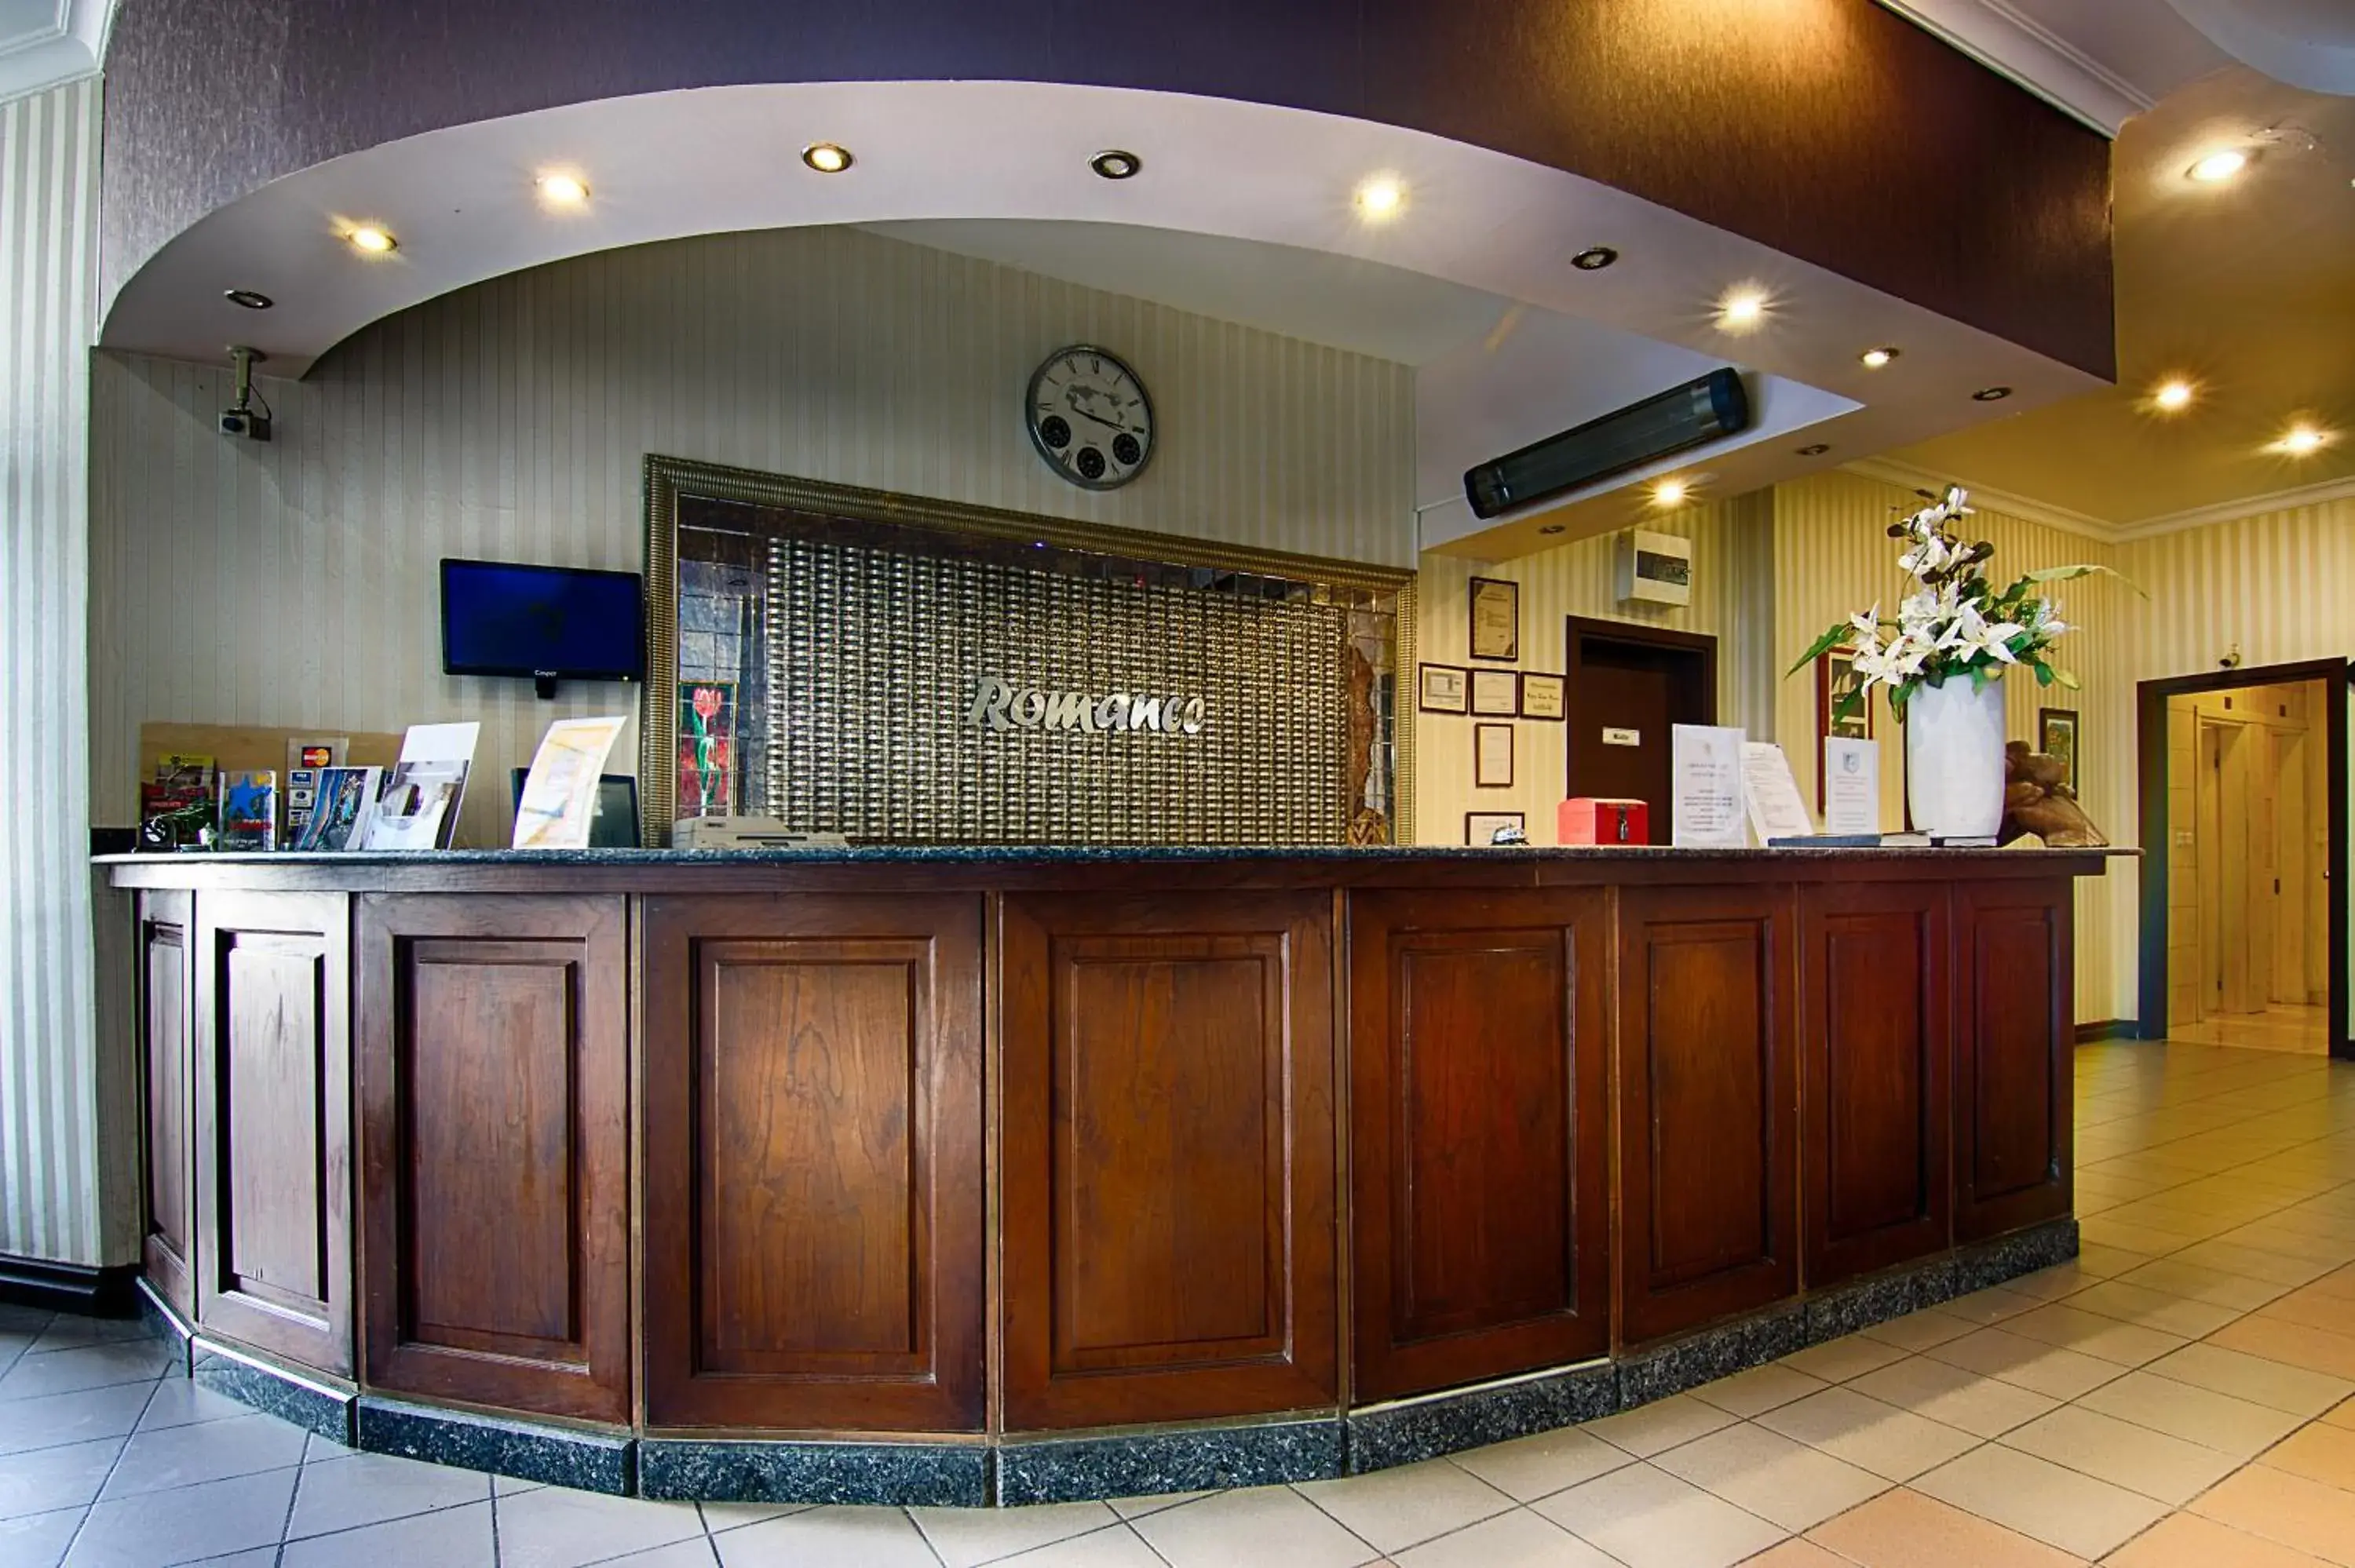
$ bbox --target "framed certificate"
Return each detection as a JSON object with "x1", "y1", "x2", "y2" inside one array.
[
  {"x1": 1465, "y1": 810, "x2": 1526, "y2": 845},
  {"x1": 1419, "y1": 664, "x2": 1470, "y2": 713},
  {"x1": 1470, "y1": 668, "x2": 1520, "y2": 716},
  {"x1": 1470, "y1": 576, "x2": 1520, "y2": 661},
  {"x1": 1475, "y1": 723, "x2": 1514, "y2": 788},
  {"x1": 1519, "y1": 672, "x2": 1565, "y2": 720}
]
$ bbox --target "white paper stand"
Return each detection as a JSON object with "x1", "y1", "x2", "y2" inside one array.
[
  {"x1": 1823, "y1": 737, "x2": 1881, "y2": 837},
  {"x1": 1741, "y1": 742, "x2": 1816, "y2": 844},
  {"x1": 1671, "y1": 724, "x2": 1748, "y2": 848}
]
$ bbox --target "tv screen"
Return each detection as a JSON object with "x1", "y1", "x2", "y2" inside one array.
[{"x1": 441, "y1": 559, "x2": 645, "y2": 683}]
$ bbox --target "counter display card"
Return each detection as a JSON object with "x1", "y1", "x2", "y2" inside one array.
[
  {"x1": 1822, "y1": 737, "x2": 1879, "y2": 837},
  {"x1": 516, "y1": 717, "x2": 630, "y2": 849},
  {"x1": 294, "y1": 767, "x2": 382, "y2": 851},
  {"x1": 217, "y1": 771, "x2": 279, "y2": 851},
  {"x1": 139, "y1": 753, "x2": 216, "y2": 850},
  {"x1": 361, "y1": 722, "x2": 478, "y2": 851},
  {"x1": 281, "y1": 735, "x2": 348, "y2": 844},
  {"x1": 1740, "y1": 742, "x2": 1816, "y2": 845},
  {"x1": 1670, "y1": 723, "x2": 1747, "y2": 847}
]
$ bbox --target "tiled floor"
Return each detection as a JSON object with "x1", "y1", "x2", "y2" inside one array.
[
  {"x1": 4, "y1": 1039, "x2": 2353, "y2": 1568},
  {"x1": 2170, "y1": 1003, "x2": 2330, "y2": 1055}
]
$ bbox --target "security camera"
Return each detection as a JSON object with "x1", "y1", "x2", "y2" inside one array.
[
  {"x1": 2218, "y1": 642, "x2": 2244, "y2": 670},
  {"x1": 220, "y1": 346, "x2": 272, "y2": 442}
]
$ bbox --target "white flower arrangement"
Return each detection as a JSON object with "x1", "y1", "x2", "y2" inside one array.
[{"x1": 1791, "y1": 485, "x2": 2118, "y2": 720}]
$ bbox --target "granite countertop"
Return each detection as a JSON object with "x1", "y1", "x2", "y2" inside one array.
[{"x1": 94, "y1": 844, "x2": 2138, "y2": 866}]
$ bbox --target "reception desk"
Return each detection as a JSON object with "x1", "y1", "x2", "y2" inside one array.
[{"x1": 105, "y1": 845, "x2": 2111, "y2": 1505}]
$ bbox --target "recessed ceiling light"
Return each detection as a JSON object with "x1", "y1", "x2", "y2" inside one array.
[
  {"x1": 2152, "y1": 379, "x2": 2195, "y2": 412},
  {"x1": 1796, "y1": 443, "x2": 1831, "y2": 457},
  {"x1": 801, "y1": 143, "x2": 853, "y2": 174},
  {"x1": 1972, "y1": 385, "x2": 2013, "y2": 402},
  {"x1": 1538, "y1": 523, "x2": 1566, "y2": 534},
  {"x1": 1654, "y1": 477, "x2": 1689, "y2": 507},
  {"x1": 224, "y1": 289, "x2": 274, "y2": 310},
  {"x1": 1571, "y1": 246, "x2": 1619, "y2": 272},
  {"x1": 2273, "y1": 425, "x2": 2332, "y2": 456},
  {"x1": 1859, "y1": 346, "x2": 1899, "y2": 369},
  {"x1": 345, "y1": 225, "x2": 397, "y2": 255},
  {"x1": 1354, "y1": 174, "x2": 1405, "y2": 220},
  {"x1": 1718, "y1": 290, "x2": 1767, "y2": 330},
  {"x1": 1090, "y1": 149, "x2": 1141, "y2": 180},
  {"x1": 2188, "y1": 149, "x2": 2248, "y2": 182},
  {"x1": 536, "y1": 172, "x2": 590, "y2": 206}
]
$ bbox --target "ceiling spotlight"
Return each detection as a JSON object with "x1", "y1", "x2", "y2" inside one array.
[
  {"x1": 1571, "y1": 246, "x2": 1619, "y2": 272},
  {"x1": 1972, "y1": 385, "x2": 2013, "y2": 402},
  {"x1": 536, "y1": 172, "x2": 590, "y2": 206},
  {"x1": 223, "y1": 289, "x2": 274, "y2": 311},
  {"x1": 2273, "y1": 425, "x2": 2331, "y2": 456},
  {"x1": 1718, "y1": 290, "x2": 1767, "y2": 330},
  {"x1": 2152, "y1": 379, "x2": 2195, "y2": 412},
  {"x1": 2188, "y1": 149, "x2": 2248, "y2": 182},
  {"x1": 1538, "y1": 523, "x2": 1567, "y2": 534},
  {"x1": 1354, "y1": 175, "x2": 1405, "y2": 220},
  {"x1": 1090, "y1": 149, "x2": 1141, "y2": 180},
  {"x1": 1859, "y1": 346, "x2": 1899, "y2": 369},
  {"x1": 801, "y1": 143, "x2": 853, "y2": 174},
  {"x1": 1653, "y1": 477, "x2": 1689, "y2": 507},
  {"x1": 1796, "y1": 443, "x2": 1831, "y2": 457},
  {"x1": 345, "y1": 225, "x2": 397, "y2": 255}
]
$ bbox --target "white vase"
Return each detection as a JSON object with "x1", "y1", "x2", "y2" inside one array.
[{"x1": 1906, "y1": 676, "x2": 2007, "y2": 838}]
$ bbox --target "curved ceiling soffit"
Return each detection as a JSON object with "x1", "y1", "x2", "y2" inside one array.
[
  {"x1": 97, "y1": 0, "x2": 2115, "y2": 379},
  {"x1": 101, "y1": 80, "x2": 2107, "y2": 556},
  {"x1": 2163, "y1": 0, "x2": 2355, "y2": 95}
]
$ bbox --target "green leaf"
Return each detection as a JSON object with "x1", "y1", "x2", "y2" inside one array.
[
  {"x1": 2035, "y1": 662, "x2": 2054, "y2": 686},
  {"x1": 1787, "y1": 621, "x2": 1860, "y2": 677},
  {"x1": 2019, "y1": 563, "x2": 2148, "y2": 598}
]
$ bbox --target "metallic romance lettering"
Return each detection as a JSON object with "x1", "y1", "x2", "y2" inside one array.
[{"x1": 966, "y1": 677, "x2": 1207, "y2": 735}]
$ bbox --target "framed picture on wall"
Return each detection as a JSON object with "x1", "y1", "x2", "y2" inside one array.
[
  {"x1": 2038, "y1": 707, "x2": 2079, "y2": 793},
  {"x1": 1470, "y1": 668, "x2": 1520, "y2": 716},
  {"x1": 1466, "y1": 810, "x2": 1526, "y2": 845},
  {"x1": 1519, "y1": 672, "x2": 1566, "y2": 720},
  {"x1": 1475, "y1": 723, "x2": 1515, "y2": 788},
  {"x1": 1469, "y1": 576, "x2": 1520, "y2": 661},
  {"x1": 1816, "y1": 647, "x2": 1873, "y2": 809},
  {"x1": 1419, "y1": 663, "x2": 1470, "y2": 713}
]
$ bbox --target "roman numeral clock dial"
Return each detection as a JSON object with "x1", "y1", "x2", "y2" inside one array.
[{"x1": 1027, "y1": 345, "x2": 1155, "y2": 490}]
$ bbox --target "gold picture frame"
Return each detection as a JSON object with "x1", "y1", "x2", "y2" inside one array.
[{"x1": 1469, "y1": 575, "x2": 1520, "y2": 661}]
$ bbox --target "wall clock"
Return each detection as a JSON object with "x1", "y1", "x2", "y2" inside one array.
[{"x1": 1027, "y1": 345, "x2": 1155, "y2": 490}]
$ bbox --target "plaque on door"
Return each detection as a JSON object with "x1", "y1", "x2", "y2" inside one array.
[{"x1": 1602, "y1": 727, "x2": 1641, "y2": 747}]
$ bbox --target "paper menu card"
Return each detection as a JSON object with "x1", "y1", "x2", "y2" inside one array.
[
  {"x1": 360, "y1": 722, "x2": 480, "y2": 851},
  {"x1": 1671, "y1": 724, "x2": 1748, "y2": 847},
  {"x1": 513, "y1": 717, "x2": 630, "y2": 849},
  {"x1": 1741, "y1": 742, "x2": 1816, "y2": 845},
  {"x1": 1822, "y1": 737, "x2": 1880, "y2": 837}
]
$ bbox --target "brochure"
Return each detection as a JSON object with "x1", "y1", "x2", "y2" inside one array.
[
  {"x1": 294, "y1": 767, "x2": 382, "y2": 851},
  {"x1": 1740, "y1": 742, "x2": 1816, "y2": 845},
  {"x1": 513, "y1": 717, "x2": 630, "y2": 849},
  {"x1": 217, "y1": 771, "x2": 279, "y2": 851},
  {"x1": 361, "y1": 723, "x2": 480, "y2": 851},
  {"x1": 1670, "y1": 724, "x2": 1748, "y2": 848}
]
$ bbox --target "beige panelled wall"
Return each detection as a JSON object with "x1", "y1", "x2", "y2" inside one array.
[
  {"x1": 89, "y1": 225, "x2": 1415, "y2": 846},
  {"x1": 1, "y1": 78, "x2": 126, "y2": 1267}
]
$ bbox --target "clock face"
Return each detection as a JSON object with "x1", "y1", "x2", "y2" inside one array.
[{"x1": 1027, "y1": 346, "x2": 1155, "y2": 490}]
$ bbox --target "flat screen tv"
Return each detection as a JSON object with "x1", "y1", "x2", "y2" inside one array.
[{"x1": 440, "y1": 558, "x2": 645, "y2": 696}]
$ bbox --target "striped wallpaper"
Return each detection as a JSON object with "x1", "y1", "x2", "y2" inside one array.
[
  {"x1": 1, "y1": 77, "x2": 125, "y2": 1268},
  {"x1": 88, "y1": 225, "x2": 1417, "y2": 847}
]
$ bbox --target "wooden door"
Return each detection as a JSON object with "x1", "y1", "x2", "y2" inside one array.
[
  {"x1": 138, "y1": 890, "x2": 196, "y2": 1320},
  {"x1": 1348, "y1": 888, "x2": 1609, "y2": 1401},
  {"x1": 1616, "y1": 884, "x2": 1798, "y2": 1345},
  {"x1": 641, "y1": 894, "x2": 985, "y2": 1431},
  {"x1": 1565, "y1": 619, "x2": 1718, "y2": 826},
  {"x1": 1000, "y1": 890, "x2": 1338, "y2": 1429},
  {"x1": 1953, "y1": 880, "x2": 2073, "y2": 1241},
  {"x1": 193, "y1": 892, "x2": 353, "y2": 1373},
  {"x1": 356, "y1": 895, "x2": 630, "y2": 1423},
  {"x1": 1799, "y1": 883, "x2": 1951, "y2": 1287}
]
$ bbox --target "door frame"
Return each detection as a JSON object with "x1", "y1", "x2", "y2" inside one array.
[
  {"x1": 1562, "y1": 616, "x2": 1718, "y2": 808},
  {"x1": 2136, "y1": 658, "x2": 2353, "y2": 1059}
]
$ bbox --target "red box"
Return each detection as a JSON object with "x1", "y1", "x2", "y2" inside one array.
[{"x1": 1560, "y1": 797, "x2": 1649, "y2": 846}]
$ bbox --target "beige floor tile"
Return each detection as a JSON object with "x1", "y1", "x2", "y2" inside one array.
[
  {"x1": 1995, "y1": 1405, "x2": 2240, "y2": 1504},
  {"x1": 277, "y1": 1498, "x2": 498, "y2": 1568},
  {"x1": 1928, "y1": 1286, "x2": 2045, "y2": 1327},
  {"x1": 1997, "y1": 1261, "x2": 2109, "y2": 1303},
  {"x1": 1648, "y1": 1420, "x2": 1889, "y2": 1530},
  {"x1": 2260, "y1": 1424, "x2": 2355, "y2": 1493},
  {"x1": 1297, "y1": 1460, "x2": 1514, "y2": 1554},
  {"x1": 1445, "y1": 1428, "x2": 1631, "y2": 1503},
  {"x1": 1584, "y1": 1394, "x2": 1737, "y2": 1457},
  {"x1": 93, "y1": 1409, "x2": 309, "y2": 1499},
  {"x1": 2255, "y1": 1289, "x2": 2355, "y2": 1334},
  {"x1": 1751, "y1": 1387, "x2": 1981, "y2": 1482},
  {"x1": 2218, "y1": 1226, "x2": 2355, "y2": 1267},
  {"x1": 2175, "y1": 1242, "x2": 2337, "y2": 1288},
  {"x1": 1856, "y1": 1308, "x2": 1976, "y2": 1352},
  {"x1": 2075, "y1": 1244, "x2": 2162, "y2": 1278},
  {"x1": 1738, "y1": 1542, "x2": 1853, "y2": 1567},
  {"x1": 1128, "y1": 1486, "x2": 1377, "y2": 1568},
  {"x1": 2328, "y1": 1398, "x2": 2355, "y2": 1432},
  {"x1": 583, "y1": 1541, "x2": 719, "y2": 1568},
  {"x1": 1388, "y1": 1507, "x2": 1619, "y2": 1568},
  {"x1": 2105, "y1": 1511, "x2": 2338, "y2": 1568},
  {"x1": 2306, "y1": 1265, "x2": 2355, "y2": 1301},
  {"x1": 0, "y1": 1341, "x2": 173, "y2": 1403},
  {"x1": 0, "y1": 1511, "x2": 85, "y2": 1568},
  {"x1": 2209, "y1": 1317, "x2": 2355, "y2": 1380},
  {"x1": 1104, "y1": 1490, "x2": 1209, "y2": 1519},
  {"x1": 1992, "y1": 1304, "x2": 2189, "y2": 1367},
  {"x1": 2065, "y1": 1279, "x2": 2246, "y2": 1338},
  {"x1": 2190, "y1": 1464, "x2": 2355, "y2": 1566},
  {"x1": 1846, "y1": 1355, "x2": 2058, "y2": 1438},
  {"x1": 1801, "y1": 1486, "x2": 2086, "y2": 1567},
  {"x1": 2078, "y1": 1219, "x2": 2208, "y2": 1257},
  {"x1": 491, "y1": 1487, "x2": 714, "y2": 1568},
  {"x1": 2115, "y1": 1258, "x2": 2295, "y2": 1311},
  {"x1": 910, "y1": 1500, "x2": 1120, "y2": 1568},
  {"x1": 1780, "y1": 1336, "x2": 1908, "y2": 1384},
  {"x1": 0, "y1": 1381, "x2": 153, "y2": 1459},
  {"x1": 698, "y1": 1501, "x2": 809, "y2": 1533},
  {"x1": 2073, "y1": 1369, "x2": 2307, "y2": 1457},
  {"x1": 992, "y1": 1522, "x2": 1163, "y2": 1567},
  {"x1": 713, "y1": 1506, "x2": 946, "y2": 1568},
  {"x1": 1921, "y1": 1327, "x2": 2129, "y2": 1400},
  {"x1": 61, "y1": 1468, "x2": 288, "y2": 1565},
  {"x1": 287, "y1": 1450, "x2": 491, "y2": 1539},
  {"x1": 1911, "y1": 1442, "x2": 2167, "y2": 1559},
  {"x1": 1687, "y1": 1363, "x2": 1827, "y2": 1418},
  {"x1": 1532, "y1": 1463, "x2": 1786, "y2": 1568},
  {"x1": 2145, "y1": 1342, "x2": 2355, "y2": 1416}
]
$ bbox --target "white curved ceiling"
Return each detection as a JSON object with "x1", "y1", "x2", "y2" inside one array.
[
  {"x1": 2166, "y1": 0, "x2": 2355, "y2": 95},
  {"x1": 0, "y1": 0, "x2": 109, "y2": 104}
]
